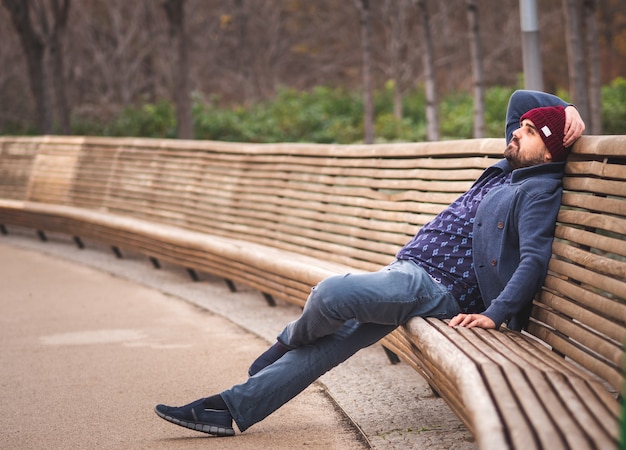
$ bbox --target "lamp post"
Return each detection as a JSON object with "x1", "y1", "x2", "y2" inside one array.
[{"x1": 519, "y1": 0, "x2": 544, "y2": 91}]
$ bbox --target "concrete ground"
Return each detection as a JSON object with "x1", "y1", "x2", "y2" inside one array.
[{"x1": 0, "y1": 227, "x2": 475, "y2": 449}]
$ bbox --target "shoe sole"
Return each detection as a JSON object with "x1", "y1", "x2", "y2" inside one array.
[{"x1": 154, "y1": 406, "x2": 235, "y2": 436}]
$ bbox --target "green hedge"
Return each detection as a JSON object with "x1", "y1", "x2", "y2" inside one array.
[
  {"x1": 603, "y1": 77, "x2": 626, "y2": 135},
  {"x1": 16, "y1": 79, "x2": 626, "y2": 141}
]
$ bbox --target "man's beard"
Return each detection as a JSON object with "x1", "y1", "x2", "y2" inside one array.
[
  {"x1": 504, "y1": 138, "x2": 523, "y2": 168},
  {"x1": 504, "y1": 138, "x2": 546, "y2": 169}
]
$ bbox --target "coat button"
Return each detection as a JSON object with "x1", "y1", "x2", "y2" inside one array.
[
  {"x1": 490, "y1": 259, "x2": 497, "y2": 266},
  {"x1": 497, "y1": 221, "x2": 504, "y2": 229}
]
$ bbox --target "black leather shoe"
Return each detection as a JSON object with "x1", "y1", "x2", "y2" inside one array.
[{"x1": 155, "y1": 398, "x2": 235, "y2": 436}]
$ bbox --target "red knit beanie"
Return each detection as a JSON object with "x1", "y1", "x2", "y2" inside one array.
[{"x1": 520, "y1": 105, "x2": 568, "y2": 162}]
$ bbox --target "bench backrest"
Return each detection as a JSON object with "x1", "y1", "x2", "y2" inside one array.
[
  {"x1": 1, "y1": 134, "x2": 624, "y2": 395},
  {"x1": 0, "y1": 136, "x2": 503, "y2": 272},
  {"x1": 528, "y1": 136, "x2": 626, "y2": 394}
]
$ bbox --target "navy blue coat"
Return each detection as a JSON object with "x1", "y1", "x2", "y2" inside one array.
[
  {"x1": 473, "y1": 159, "x2": 565, "y2": 330},
  {"x1": 474, "y1": 89, "x2": 570, "y2": 330}
]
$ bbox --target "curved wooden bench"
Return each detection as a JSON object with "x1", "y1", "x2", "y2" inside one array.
[{"x1": 0, "y1": 135, "x2": 623, "y2": 449}]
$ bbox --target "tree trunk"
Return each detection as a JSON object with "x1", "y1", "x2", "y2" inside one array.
[
  {"x1": 353, "y1": 0, "x2": 374, "y2": 144},
  {"x1": 234, "y1": 0, "x2": 253, "y2": 105},
  {"x1": 466, "y1": 0, "x2": 485, "y2": 138},
  {"x1": 391, "y1": 4, "x2": 404, "y2": 120},
  {"x1": 584, "y1": 0, "x2": 602, "y2": 134},
  {"x1": 3, "y1": 0, "x2": 52, "y2": 134},
  {"x1": 163, "y1": 0, "x2": 193, "y2": 139},
  {"x1": 415, "y1": 0, "x2": 439, "y2": 141},
  {"x1": 49, "y1": 0, "x2": 71, "y2": 135},
  {"x1": 562, "y1": 0, "x2": 589, "y2": 122},
  {"x1": 384, "y1": 0, "x2": 407, "y2": 120}
]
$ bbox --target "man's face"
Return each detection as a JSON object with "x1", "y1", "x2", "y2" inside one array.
[{"x1": 504, "y1": 119, "x2": 552, "y2": 169}]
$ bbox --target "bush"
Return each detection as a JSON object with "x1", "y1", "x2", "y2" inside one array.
[
  {"x1": 439, "y1": 92, "x2": 473, "y2": 140},
  {"x1": 194, "y1": 97, "x2": 258, "y2": 142},
  {"x1": 194, "y1": 86, "x2": 364, "y2": 143},
  {"x1": 375, "y1": 112, "x2": 425, "y2": 142},
  {"x1": 22, "y1": 80, "x2": 623, "y2": 142},
  {"x1": 602, "y1": 77, "x2": 626, "y2": 135},
  {"x1": 484, "y1": 86, "x2": 517, "y2": 138},
  {"x1": 108, "y1": 101, "x2": 176, "y2": 138}
]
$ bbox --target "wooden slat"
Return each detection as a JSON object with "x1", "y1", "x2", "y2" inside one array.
[
  {"x1": 545, "y1": 372, "x2": 617, "y2": 449},
  {"x1": 548, "y1": 252, "x2": 626, "y2": 300},
  {"x1": 531, "y1": 303, "x2": 621, "y2": 369},
  {"x1": 522, "y1": 369, "x2": 584, "y2": 449},
  {"x1": 540, "y1": 276, "x2": 626, "y2": 339},
  {"x1": 554, "y1": 225, "x2": 626, "y2": 260},
  {"x1": 565, "y1": 160, "x2": 626, "y2": 180},
  {"x1": 527, "y1": 320, "x2": 623, "y2": 394},
  {"x1": 570, "y1": 135, "x2": 626, "y2": 157},
  {"x1": 463, "y1": 326, "x2": 617, "y2": 449},
  {"x1": 404, "y1": 318, "x2": 510, "y2": 450},
  {"x1": 561, "y1": 191, "x2": 626, "y2": 217},
  {"x1": 563, "y1": 176, "x2": 626, "y2": 198},
  {"x1": 557, "y1": 210, "x2": 626, "y2": 243},
  {"x1": 457, "y1": 329, "x2": 559, "y2": 449},
  {"x1": 486, "y1": 331, "x2": 588, "y2": 384},
  {"x1": 567, "y1": 377, "x2": 620, "y2": 442}
]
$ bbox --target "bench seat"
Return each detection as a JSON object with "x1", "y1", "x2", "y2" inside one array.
[
  {"x1": 0, "y1": 199, "x2": 351, "y2": 306},
  {"x1": 386, "y1": 319, "x2": 620, "y2": 449},
  {"x1": 0, "y1": 134, "x2": 623, "y2": 449}
]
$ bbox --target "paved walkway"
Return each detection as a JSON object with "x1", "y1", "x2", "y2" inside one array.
[{"x1": 0, "y1": 229, "x2": 475, "y2": 449}]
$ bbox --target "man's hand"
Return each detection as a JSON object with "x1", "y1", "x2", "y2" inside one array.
[
  {"x1": 564, "y1": 105, "x2": 585, "y2": 148},
  {"x1": 448, "y1": 313, "x2": 496, "y2": 329}
]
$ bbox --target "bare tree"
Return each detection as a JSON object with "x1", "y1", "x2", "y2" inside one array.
[
  {"x1": 3, "y1": 0, "x2": 49, "y2": 133},
  {"x1": 597, "y1": 0, "x2": 626, "y2": 82},
  {"x1": 414, "y1": 0, "x2": 439, "y2": 141},
  {"x1": 466, "y1": 0, "x2": 485, "y2": 138},
  {"x1": 353, "y1": 0, "x2": 374, "y2": 144},
  {"x1": 562, "y1": 0, "x2": 589, "y2": 122},
  {"x1": 584, "y1": 0, "x2": 602, "y2": 134},
  {"x1": 3, "y1": 0, "x2": 72, "y2": 135},
  {"x1": 163, "y1": 0, "x2": 193, "y2": 139},
  {"x1": 233, "y1": 0, "x2": 252, "y2": 105},
  {"x1": 45, "y1": 0, "x2": 71, "y2": 134},
  {"x1": 213, "y1": 1, "x2": 299, "y2": 103},
  {"x1": 74, "y1": 1, "x2": 164, "y2": 112},
  {"x1": 382, "y1": 0, "x2": 412, "y2": 120},
  {"x1": 1, "y1": 0, "x2": 624, "y2": 138}
]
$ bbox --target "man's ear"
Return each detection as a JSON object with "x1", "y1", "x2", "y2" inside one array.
[{"x1": 544, "y1": 147, "x2": 553, "y2": 163}]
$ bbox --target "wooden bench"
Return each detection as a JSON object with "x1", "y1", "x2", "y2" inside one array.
[{"x1": 0, "y1": 134, "x2": 623, "y2": 449}]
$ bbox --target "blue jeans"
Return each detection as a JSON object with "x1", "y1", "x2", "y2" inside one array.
[{"x1": 220, "y1": 259, "x2": 460, "y2": 432}]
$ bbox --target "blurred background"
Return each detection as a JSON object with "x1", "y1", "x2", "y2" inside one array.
[{"x1": 1, "y1": 0, "x2": 625, "y2": 143}]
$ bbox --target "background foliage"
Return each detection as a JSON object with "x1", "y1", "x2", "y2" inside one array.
[
  {"x1": 2, "y1": 0, "x2": 626, "y2": 142},
  {"x1": 67, "y1": 79, "x2": 626, "y2": 144}
]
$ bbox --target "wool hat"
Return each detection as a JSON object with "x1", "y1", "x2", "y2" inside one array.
[{"x1": 520, "y1": 105, "x2": 568, "y2": 162}]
